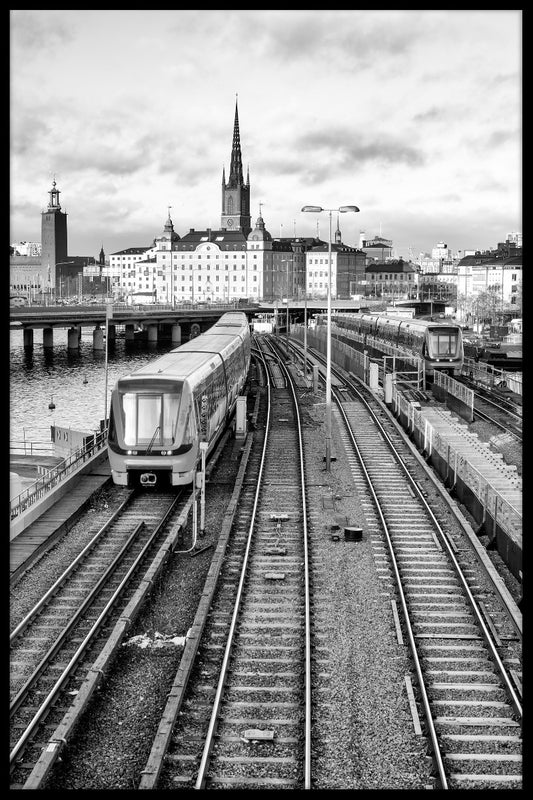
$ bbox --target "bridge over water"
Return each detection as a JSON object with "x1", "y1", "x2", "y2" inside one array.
[{"x1": 10, "y1": 299, "x2": 382, "y2": 350}]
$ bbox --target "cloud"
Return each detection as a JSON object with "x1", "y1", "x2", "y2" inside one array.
[
  {"x1": 10, "y1": 10, "x2": 72, "y2": 51},
  {"x1": 412, "y1": 107, "x2": 446, "y2": 123},
  {"x1": 11, "y1": 116, "x2": 51, "y2": 156},
  {"x1": 296, "y1": 129, "x2": 425, "y2": 168},
  {"x1": 466, "y1": 129, "x2": 520, "y2": 151}
]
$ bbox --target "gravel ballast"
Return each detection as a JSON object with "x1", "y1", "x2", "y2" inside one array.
[{"x1": 11, "y1": 377, "x2": 521, "y2": 790}]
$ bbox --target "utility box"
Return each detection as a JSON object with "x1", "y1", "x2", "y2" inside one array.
[
  {"x1": 384, "y1": 373, "x2": 393, "y2": 404},
  {"x1": 369, "y1": 362, "x2": 379, "y2": 390},
  {"x1": 235, "y1": 396, "x2": 247, "y2": 439}
]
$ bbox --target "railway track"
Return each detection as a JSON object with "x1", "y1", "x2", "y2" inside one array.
[
  {"x1": 10, "y1": 332, "x2": 522, "y2": 789},
  {"x1": 456, "y1": 373, "x2": 521, "y2": 436},
  {"x1": 10, "y1": 488, "x2": 187, "y2": 788},
  {"x1": 327, "y1": 368, "x2": 522, "y2": 788},
  {"x1": 140, "y1": 337, "x2": 311, "y2": 789}
]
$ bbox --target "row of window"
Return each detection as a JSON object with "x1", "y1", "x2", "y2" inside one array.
[
  {"x1": 159, "y1": 253, "x2": 247, "y2": 259},
  {"x1": 370, "y1": 274, "x2": 414, "y2": 281},
  {"x1": 126, "y1": 275, "x2": 256, "y2": 287}
]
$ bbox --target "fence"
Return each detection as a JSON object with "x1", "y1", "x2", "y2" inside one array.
[
  {"x1": 291, "y1": 323, "x2": 521, "y2": 569},
  {"x1": 463, "y1": 358, "x2": 522, "y2": 397},
  {"x1": 392, "y1": 387, "x2": 521, "y2": 551},
  {"x1": 295, "y1": 324, "x2": 423, "y2": 390},
  {"x1": 10, "y1": 428, "x2": 108, "y2": 522},
  {"x1": 433, "y1": 370, "x2": 474, "y2": 421}
]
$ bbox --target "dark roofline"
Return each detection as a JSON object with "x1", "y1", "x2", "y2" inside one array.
[
  {"x1": 309, "y1": 242, "x2": 364, "y2": 254},
  {"x1": 111, "y1": 247, "x2": 152, "y2": 255}
]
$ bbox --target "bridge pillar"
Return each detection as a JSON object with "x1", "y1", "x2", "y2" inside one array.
[
  {"x1": 43, "y1": 328, "x2": 54, "y2": 348},
  {"x1": 171, "y1": 323, "x2": 181, "y2": 346},
  {"x1": 67, "y1": 327, "x2": 80, "y2": 350},
  {"x1": 125, "y1": 324, "x2": 135, "y2": 342},
  {"x1": 93, "y1": 326, "x2": 104, "y2": 350},
  {"x1": 23, "y1": 328, "x2": 33, "y2": 348},
  {"x1": 107, "y1": 324, "x2": 116, "y2": 342},
  {"x1": 147, "y1": 324, "x2": 158, "y2": 343}
]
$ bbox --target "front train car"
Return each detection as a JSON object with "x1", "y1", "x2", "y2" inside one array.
[
  {"x1": 418, "y1": 319, "x2": 464, "y2": 376},
  {"x1": 107, "y1": 312, "x2": 251, "y2": 487}
]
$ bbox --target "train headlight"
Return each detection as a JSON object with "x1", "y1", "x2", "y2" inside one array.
[{"x1": 126, "y1": 450, "x2": 138, "y2": 455}]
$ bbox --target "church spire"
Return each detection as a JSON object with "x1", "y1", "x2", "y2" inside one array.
[
  {"x1": 221, "y1": 95, "x2": 251, "y2": 235},
  {"x1": 335, "y1": 213, "x2": 342, "y2": 244},
  {"x1": 227, "y1": 96, "x2": 244, "y2": 188}
]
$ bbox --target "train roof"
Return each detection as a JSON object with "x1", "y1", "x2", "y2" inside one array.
[
  {"x1": 334, "y1": 312, "x2": 461, "y2": 330},
  {"x1": 116, "y1": 312, "x2": 249, "y2": 383}
]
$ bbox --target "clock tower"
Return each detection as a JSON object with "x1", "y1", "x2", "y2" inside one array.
[{"x1": 221, "y1": 97, "x2": 251, "y2": 236}]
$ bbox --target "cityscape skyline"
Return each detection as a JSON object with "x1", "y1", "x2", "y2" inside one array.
[{"x1": 11, "y1": 10, "x2": 521, "y2": 259}]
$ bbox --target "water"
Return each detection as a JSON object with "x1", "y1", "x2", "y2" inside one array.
[{"x1": 10, "y1": 329, "x2": 176, "y2": 447}]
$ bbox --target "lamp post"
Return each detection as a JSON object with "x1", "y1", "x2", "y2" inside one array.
[
  {"x1": 281, "y1": 256, "x2": 293, "y2": 355},
  {"x1": 303, "y1": 256, "x2": 308, "y2": 379},
  {"x1": 301, "y1": 205, "x2": 360, "y2": 471},
  {"x1": 55, "y1": 261, "x2": 75, "y2": 302}
]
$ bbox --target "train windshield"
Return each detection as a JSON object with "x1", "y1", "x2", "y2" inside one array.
[
  {"x1": 120, "y1": 392, "x2": 181, "y2": 447},
  {"x1": 427, "y1": 328, "x2": 460, "y2": 358}
]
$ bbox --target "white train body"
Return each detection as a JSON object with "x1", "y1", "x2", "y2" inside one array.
[
  {"x1": 329, "y1": 312, "x2": 464, "y2": 377},
  {"x1": 107, "y1": 312, "x2": 251, "y2": 487}
]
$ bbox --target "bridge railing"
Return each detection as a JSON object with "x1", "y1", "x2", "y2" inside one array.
[
  {"x1": 10, "y1": 428, "x2": 108, "y2": 522},
  {"x1": 463, "y1": 358, "x2": 522, "y2": 397}
]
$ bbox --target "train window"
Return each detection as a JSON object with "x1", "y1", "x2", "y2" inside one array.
[
  {"x1": 137, "y1": 396, "x2": 163, "y2": 444},
  {"x1": 121, "y1": 391, "x2": 181, "y2": 447},
  {"x1": 427, "y1": 329, "x2": 459, "y2": 357}
]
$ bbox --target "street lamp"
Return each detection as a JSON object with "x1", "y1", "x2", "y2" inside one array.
[
  {"x1": 55, "y1": 261, "x2": 75, "y2": 302},
  {"x1": 301, "y1": 205, "x2": 360, "y2": 471},
  {"x1": 281, "y1": 256, "x2": 293, "y2": 355}
]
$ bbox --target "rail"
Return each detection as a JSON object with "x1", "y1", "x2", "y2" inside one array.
[
  {"x1": 392, "y1": 387, "x2": 521, "y2": 543},
  {"x1": 291, "y1": 325, "x2": 521, "y2": 548},
  {"x1": 10, "y1": 441, "x2": 56, "y2": 457},
  {"x1": 10, "y1": 428, "x2": 108, "y2": 521}
]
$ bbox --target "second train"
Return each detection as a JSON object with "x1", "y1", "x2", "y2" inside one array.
[{"x1": 326, "y1": 312, "x2": 464, "y2": 377}]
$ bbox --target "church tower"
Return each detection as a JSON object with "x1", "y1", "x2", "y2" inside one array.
[
  {"x1": 41, "y1": 179, "x2": 68, "y2": 288},
  {"x1": 221, "y1": 98, "x2": 251, "y2": 236},
  {"x1": 335, "y1": 214, "x2": 342, "y2": 245},
  {"x1": 154, "y1": 207, "x2": 180, "y2": 250}
]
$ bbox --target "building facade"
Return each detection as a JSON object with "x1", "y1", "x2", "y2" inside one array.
[
  {"x1": 364, "y1": 260, "x2": 419, "y2": 300},
  {"x1": 359, "y1": 234, "x2": 394, "y2": 262},
  {"x1": 10, "y1": 241, "x2": 42, "y2": 257}
]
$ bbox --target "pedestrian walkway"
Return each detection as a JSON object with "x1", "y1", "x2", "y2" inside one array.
[{"x1": 10, "y1": 458, "x2": 111, "y2": 580}]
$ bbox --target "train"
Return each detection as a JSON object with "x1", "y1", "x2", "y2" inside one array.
[
  {"x1": 325, "y1": 311, "x2": 464, "y2": 377},
  {"x1": 107, "y1": 312, "x2": 251, "y2": 487}
]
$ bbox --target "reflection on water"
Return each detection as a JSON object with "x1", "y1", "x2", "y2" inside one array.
[{"x1": 10, "y1": 329, "x2": 174, "y2": 445}]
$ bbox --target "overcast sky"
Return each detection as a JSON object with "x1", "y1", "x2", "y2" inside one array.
[{"x1": 10, "y1": 9, "x2": 522, "y2": 260}]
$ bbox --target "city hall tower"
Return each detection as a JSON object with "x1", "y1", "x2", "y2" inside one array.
[{"x1": 41, "y1": 179, "x2": 68, "y2": 288}]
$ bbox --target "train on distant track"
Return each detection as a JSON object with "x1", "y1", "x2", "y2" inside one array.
[
  {"x1": 107, "y1": 312, "x2": 251, "y2": 487},
  {"x1": 325, "y1": 311, "x2": 464, "y2": 377}
]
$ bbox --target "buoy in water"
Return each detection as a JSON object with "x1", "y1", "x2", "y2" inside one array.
[
  {"x1": 49, "y1": 396, "x2": 55, "y2": 410},
  {"x1": 83, "y1": 375, "x2": 88, "y2": 384}
]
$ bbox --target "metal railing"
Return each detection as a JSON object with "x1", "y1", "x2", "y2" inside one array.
[
  {"x1": 10, "y1": 441, "x2": 56, "y2": 457},
  {"x1": 434, "y1": 370, "x2": 474, "y2": 414},
  {"x1": 463, "y1": 358, "x2": 522, "y2": 397},
  {"x1": 10, "y1": 428, "x2": 108, "y2": 521},
  {"x1": 392, "y1": 388, "x2": 521, "y2": 543}
]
